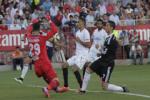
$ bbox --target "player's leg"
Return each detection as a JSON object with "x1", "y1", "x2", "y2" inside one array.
[
  {"x1": 12, "y1": 59, "x2": 17, "y2": 71},
  {"x1": 139, "y1": 52, "x2": 143, "y2": 65},
  {"x1": 80, "y1": 60, "x2": 100, "y2": 93},
  {"x1": 43, "y1": 76, "x2": 49, "y2": 84},
  {"x1": 20, "y1": 58, "x2": 24, "y2": 70},
  {"x1": 41, "y1": 64, "x2": 58, "y2": 97},
  {"x1": 42, "y1": 77, "x2": 59, "y2": 98},
  {"x1": 42, "y1": 65, "x2": 67, "y2": 97},
  {"x1": 80, "y1": 66, "x2": 92, "y2": 93},
  {"x1": 72, "y1": 55, "x2": 89, "y2": 89},
  {"x1": 14, "y1": 57, "x2": 31, "y2": 84},
  {"x1": 72, "y1": 65, "x2": 82, "y2": 88},
  {"x1": 133, "y1": 52, "x2": 137, "y2": 65},
  {"x1": 100, "y1": 63, "x2": 129, "y2": 92},
  {"x1": 83, "y1": 62, "x2": 90, "y2": 77},
  {"x1": 124, "y1": 45, "x2": 130, "y2": 59},
  {"x1": 61, "y1": 56, "x2": 76, "y2": 88},
  {"x1": 61, "y1": 62, "x2": 69, "y2": 88},
  {"x1": 101, "y1": 78, "x2": 129, "y2": 92}
]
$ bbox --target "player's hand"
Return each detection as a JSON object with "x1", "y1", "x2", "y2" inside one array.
[
  {"x1": 75, "y1": 36, "x2": 82, "y2": 43},
  {"x1": 32, "y1": 55, "x2": 39, "y2": 61},
  {"x1": 27, "y1": 25, "x2": 33, "y2": 33}
]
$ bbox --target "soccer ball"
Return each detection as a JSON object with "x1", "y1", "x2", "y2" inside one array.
[{"x1": 53, "y1": 33, "x2": 61, "y2": 43}]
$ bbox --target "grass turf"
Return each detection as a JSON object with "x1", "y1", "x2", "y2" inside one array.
[{"x1": 0, "y1": 64, "x2": 150, "y2": 100}]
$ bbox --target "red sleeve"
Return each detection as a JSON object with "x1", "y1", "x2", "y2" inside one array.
[
  {"x1": 23, "y1": 25, "x2": 32, "y2": 40},
  {"x1": 27, "y1": 24, "x2": 33, "y2": 33},
  {"x1": 42, "y1": 21, "x2": 58, "y2": 40}
]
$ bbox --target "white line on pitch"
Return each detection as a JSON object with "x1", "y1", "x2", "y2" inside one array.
[
  {"x1": 26, "y1": 84, "x2": 150, "y2": 99},
  {"x1": 69, "y1": 88, "x2": 150, "y2": 99}
]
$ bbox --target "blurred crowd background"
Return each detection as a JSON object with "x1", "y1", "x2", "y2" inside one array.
[
  {"x1": 0, "y1": 0, "x2": 149, "y2": 30},
  {"x1": 0, "y1": 0, "x2": 150, "y2": 65}
]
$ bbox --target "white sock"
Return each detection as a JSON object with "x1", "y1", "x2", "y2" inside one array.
[
  {"x1": 107, "y1": 84, "x2": 123, "y2": 92},
  {"x1": 81, "y1": 71, "x2": 91, "y2": 91},
  {"x1": 20, "y1": 64, "x2": 29, "y2": 79}
]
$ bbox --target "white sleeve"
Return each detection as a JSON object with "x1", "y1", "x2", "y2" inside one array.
[{"x1": 84, "y1": 30, "x2": 90, "y2": 42}]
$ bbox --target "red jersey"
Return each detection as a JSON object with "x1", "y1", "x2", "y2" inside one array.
[{"x1": 26, "y1": 22, "x2": 57, "y2": 63}]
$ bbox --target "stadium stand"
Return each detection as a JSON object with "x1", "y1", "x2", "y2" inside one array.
[{"x1": 0, "y1": 0, "x2": 150, "y2": 64}]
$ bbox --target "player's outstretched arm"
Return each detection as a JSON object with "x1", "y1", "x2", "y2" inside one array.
[
  {"x1": 25, "y1": 19, "x2": 38, "y2": 37},
  {"x1": 45, "y1": 16, "x2": 58, "y2": 40}
]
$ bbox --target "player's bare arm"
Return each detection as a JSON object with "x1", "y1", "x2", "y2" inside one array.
[{"x1": 76, "y1": 36, "x2": 91, "y2": 48}]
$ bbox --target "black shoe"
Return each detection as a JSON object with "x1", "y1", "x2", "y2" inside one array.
[
  {"x1": 79, "y1": 90, "x2": 86, "y2": 94},
  {"x1": 122, "y1": 86, "x2": 129, "y2": 92},
  {"x1": 14, "y1": 77, "x2": 23, "y2": 84}
]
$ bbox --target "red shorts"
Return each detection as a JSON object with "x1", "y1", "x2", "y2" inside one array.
[{"x1": 34, "y1": 60, "x2": 57, "y2": 81}]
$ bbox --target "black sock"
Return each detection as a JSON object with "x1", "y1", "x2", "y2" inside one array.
[
  {"x1": 62, "y1": 68, "x2": 68, "y2": 87},
  {"x1": 19, "y1": 77, "x2": 23, "y2": 81},
  {"x1": 83, "y1": 62, "x2": 89, "y2": 77},
  {"x1": 74, "y1": 71, "x2": 82, "y2": 88},
  {"x1": 83, "y1": 65, "x2": 86, "y2": 77}
]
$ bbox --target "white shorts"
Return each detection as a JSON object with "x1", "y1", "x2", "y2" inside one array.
[
  {"x1": 67, "y1": 54, "x2": 88, "y2": 69},
  {"x1": 87, "y1": 46, "x2": 101, "y2": 63}
]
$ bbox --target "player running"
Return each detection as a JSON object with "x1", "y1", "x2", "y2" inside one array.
[
  {"x1": 61, "y1": 17, "x2": 91, "y2": 90},
  {"x1": 14, "y1": 16, "x2": 67, "y2": 97},
  {"x1": 83, "y1": 19, "x2": 108, "y2": 76}
]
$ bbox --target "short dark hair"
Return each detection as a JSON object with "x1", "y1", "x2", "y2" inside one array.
[
  {"x1": 32, "y1": 21, "x2": 40, "y2": 31},
  {"x1": 69, "y1": 15, "x2": 73, "y2": 18},
  {"x1": 108, "y1": 21, "x2": 116, "y2": 30},
  {"x1": 96, "y1": 19, "x2": 103, "y2": 24},
  {"x1": 79, "y1": 16, "x2": 86, "y2": 24},
  {"x1": 102, "y1": 21, "x2": 107, "y2": 26}
]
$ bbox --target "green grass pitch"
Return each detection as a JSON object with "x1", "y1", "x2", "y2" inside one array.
[{"x1": 0, "y1": 64, "x2": 150, "y2": 100}]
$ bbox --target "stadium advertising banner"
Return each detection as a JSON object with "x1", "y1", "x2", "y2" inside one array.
[
  {"x1": 115, "y1": 25, "x2": 150, "y2": 44},
  {"x1": 0, "y1": 25, "x2": 150, "y2": 51},
  {"x1": 0, "y1": 30, "x2": 28, "y2": 51}
]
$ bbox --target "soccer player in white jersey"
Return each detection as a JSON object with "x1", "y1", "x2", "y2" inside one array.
[
  {"x1": 89, "y1": 19, "x2": 107, "y2": 62},
  {"x1": 83, "y1": 19, "x2": 108, "y2": 77},
  {"x1": 61, "y1": 17, "x2": 91, "y2": 90}
]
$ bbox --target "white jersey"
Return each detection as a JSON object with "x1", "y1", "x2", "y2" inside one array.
[
  {"x1": 92, "y1": 29, "x2": 107, "y2": 47},
  {"x1": 88, "y1": 28, "x2": 108, "y2": 62},
  {"x1": 67, "y1": 28, "x2": 90, "y2": 69},
  {"x1": 75, "y1": 28, "x2": 91, "y2": 55}
]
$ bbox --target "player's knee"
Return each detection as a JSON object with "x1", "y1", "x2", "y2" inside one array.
[
  {"x1": 86, "y1": 67, "x2": 92, "y2": 73},
  {"x1": 52, "y1": 78, "x2": 60, "y2": 87},
  {"x1": 72, "y1": 65, "x2": 79, "y2": 72},
  {"x1": 84, "y1": 62, "x2": 90, "y2": 68},
  {"x1": 62, "y1": 62, "x2": 68, "y2": 68}
]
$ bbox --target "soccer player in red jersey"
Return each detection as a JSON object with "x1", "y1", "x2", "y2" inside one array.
[{"x1": 15, "y1": 16, "x2": 67, "y2": 97}]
